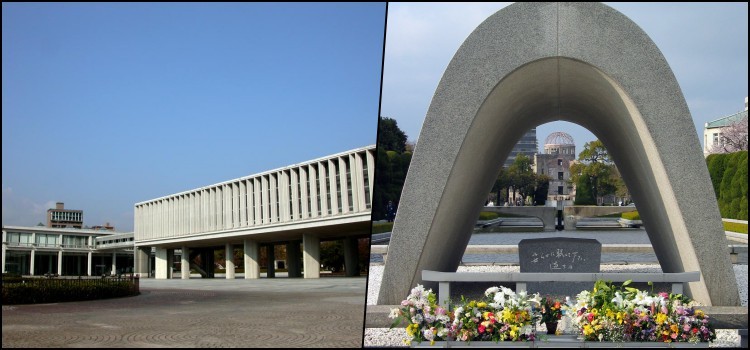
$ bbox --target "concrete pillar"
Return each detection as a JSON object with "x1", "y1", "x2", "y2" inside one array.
[
  {"x1": 57, "y1": 250, "x2": 63, "y2": 275},
  {"x1": 225, "y1": 243, "x2": 235, "y2": 279},
  {"x1": 181, "y1": 246, "x2": 190, "y2": 279},
  {"x1": 135, "y1": 247, "x2": 150, "y2": 277},
  {"x1": 1, "y1": 230, "x2": 6, "y2": 273},
  {"x1": 112, "y1": 251, "x2": 117, "y2": 276},
  {"x1": 286, "y1": 241, "x2": 302, "y2": 278},
  {"x1": 266, "y1": 244, "x2": 275, "y2": 278},
  {"x1": 343, "y1": 237, "x2": 360, "y2": 277},
  {"x1": 30, "y1": 249, "x2": 36, "y2": 276},
  {"x1": 244, "y1": 239, "x2": 260, "y2": 279},
  {"x1": 303, "y1": 234, "x2": 320, "y2": 279},
  {"x1": 167, "y1": 249, "x2": 174, "y2": 279},
  {"x1": 87, "y1": 251, "x2": 92, "y2": 276},
  {"x1": 155, "y1": 247, "x2": 168, "y2": 279}
]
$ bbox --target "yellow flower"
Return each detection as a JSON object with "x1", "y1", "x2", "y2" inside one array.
[
  {"x1": 616, "y1": 312, "x2": 624, "y2": 325},
  {"x1": 509, "y1": 325, "x2": 518, "y2": 339},
  {"x1": 695, "y1": 310, "x2": 705, "y2": 318},
  {"x1": 477, "y1": 302, "x2": 487, "y2": 308},
  {"x1": 606, "y1": 310, "x2": 615, "y2": 319},
  {"x1": 406, "y1": 323, "x2": 418, "y2": 337},
  {"x1": 501, "y1": 309, "x2": 514, "y2": 323},
  {"x1": 656, "y1": 313, "x2": 668, "y2": 325},
  {"x1": 583, "y1": 325, "x2": 594, "y2": 336}
]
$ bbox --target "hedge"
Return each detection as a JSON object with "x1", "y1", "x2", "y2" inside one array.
[
  {"x1": 707, "y1": 151, "x2": 748, "y2": 220},
  {"x1": 479, "y1": 212, "x2": 500, "y2": 220},
  {"x1": 2, "y1": 275, "x2": 140, "y2": 304}
]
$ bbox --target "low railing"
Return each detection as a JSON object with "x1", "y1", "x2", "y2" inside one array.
[{"x1": 422, "y1": 270, "x2": 700, "y2": 307}]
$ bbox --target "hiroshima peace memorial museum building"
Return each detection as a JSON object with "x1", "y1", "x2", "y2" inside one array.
[{"x1": 2, "y1": 146, "x2": 375, "y2": 279}]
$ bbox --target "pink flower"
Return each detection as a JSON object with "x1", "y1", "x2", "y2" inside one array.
[
  {"x1": 658, "y1": 292, "x2": 669, "y2": 298},
  {"x1": 478, "y1": 324, "x2": 486, "y2": 334}
]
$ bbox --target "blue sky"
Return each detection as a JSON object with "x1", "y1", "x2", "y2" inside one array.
[
  {"x1": 382, "y1": 2, "x2": 748, "y2": 155},
  {"x1": 2, "y1": 3, "x2": 386, "y2": 231}
]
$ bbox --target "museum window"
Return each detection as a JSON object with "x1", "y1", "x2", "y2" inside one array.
[{"x1": 363, "y1": 154, "x2": 371, "y2": 209}]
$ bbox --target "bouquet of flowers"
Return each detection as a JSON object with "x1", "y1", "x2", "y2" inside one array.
[
  {"x1": 566, "y1": 280, "x2": 716, "y2": 343},
  {"x1": 539, "y1": 296, "x2": 564, "y2": 324},
  {"x1": 390, "y1": 285, "x2": 542, "y2": 344},
  {"x1": 388, "y1": 285, "x2": 452, "y2": 345}
]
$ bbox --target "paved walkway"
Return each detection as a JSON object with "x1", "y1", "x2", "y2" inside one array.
[{"x1": 2, "y1": 277, "x2": 366, "y2": 348}]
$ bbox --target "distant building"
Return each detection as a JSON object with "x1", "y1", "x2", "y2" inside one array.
[
  {"x1": 91, "y1": 222, "x2": 116, "y2": 231},
  {"x1": 47, "y1": 202, "x2": 83, "y2": 229},
  {"x1": 503, "y1": 128, "x2": 538, "y2": 168},
  {"x1": 534, "y1": 132, "x2": 576, "y2": 204},
  {"x1": 703, "y1": 97, "x2": 748, "y2": 156},
  {"x1": 2, "y1": 225, "x2": 133, "y2": 276}
]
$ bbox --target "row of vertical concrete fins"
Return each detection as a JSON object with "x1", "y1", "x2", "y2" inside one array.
[{"x1": 134, "y1": 147, "x2": 375, "y2": 240}]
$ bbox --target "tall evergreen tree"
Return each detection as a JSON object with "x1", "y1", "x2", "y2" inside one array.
[{"x1": 372, "y1": 116, "x2": 411, "y2": 220}]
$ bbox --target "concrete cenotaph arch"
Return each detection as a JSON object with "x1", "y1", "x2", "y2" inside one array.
[{"x1": 378, "y1": 2, "x2": 740, "y2": 307}]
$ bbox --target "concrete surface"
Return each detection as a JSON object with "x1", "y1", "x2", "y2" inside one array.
[{"x1": 2, "y1": 277, "x2": 367, "y2": 348}]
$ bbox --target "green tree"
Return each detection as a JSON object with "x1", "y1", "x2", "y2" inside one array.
[
  {"x1": 492, "y1": 167, "x2": 511, "y2": 204},
  {"x1": 533, "y1": 174, "x2": 551, "y2": 205},
  {"x1": 706, "y1": 153, "x2": 728, "y2": 198},
  {"x1": 372, "y1": 116, "x2": 411, "y2": 220},
  {"x1": 492, "y1": 155, "x2": 548, "y2": 206},
  {"x1": 570, "y1": 140, "x2": 619, "y2": 205},
  {"x1": 377, "y1": 116, "x2": 407, "y2": 153},
  {"x1": 509, "y1": 154, "x2": 535, "y2": 202},
  {"x1": 718, "y1": 151, "x2": 748, "y2": 219}
]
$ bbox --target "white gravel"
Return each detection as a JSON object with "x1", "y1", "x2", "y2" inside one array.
[{"x1": 365, "y1": 263, "x2": 748, "y2": 348}]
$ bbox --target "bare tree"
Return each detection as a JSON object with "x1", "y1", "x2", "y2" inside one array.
[{"x1": 711, "y1": 115, "x2": 749, "y2": 153}]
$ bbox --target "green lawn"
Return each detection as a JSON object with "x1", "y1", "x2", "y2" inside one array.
[
  {"x1": 372, "y1": 222, "x2": 394, "y2": 234},
  {"x1": 724, "y1": 221, "x2": 748, "y2": 234}
]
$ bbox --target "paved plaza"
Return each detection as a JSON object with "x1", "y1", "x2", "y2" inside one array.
[{"x1": 2, "y1": 277, "x2": 367, "y2": 348}]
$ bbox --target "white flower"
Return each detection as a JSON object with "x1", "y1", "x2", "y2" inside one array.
[
  {"x1": 423, "y1": 328, "x2": 435, "y2": 341},
  {"x1": 528, "y1": 292, "x2": 542, "y2": 306},
  {"x1": 494, "y1": 292, "x2": 506, "y2": 306},
  {"x1": 412, "y1": 314, "x2": 424, "y2": 324},
  {"x1": 485, "y1": 286, "x2": 500, "y2": 297},
  {"x1": 389, "y1": 308, "x2": 400, "y2": 319},
  {"x1": 453, "y1": 307, "x2": 464, "y2": 320},
  {"x1": 612, "y1": 291, "x2": 624, "y2": 307},
  {"x1": 632, "y1": 290, "x2": 649, "y2": 306},
  {"x1": 437, "y1": 328, "x2": 448, "y2": 338}
]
